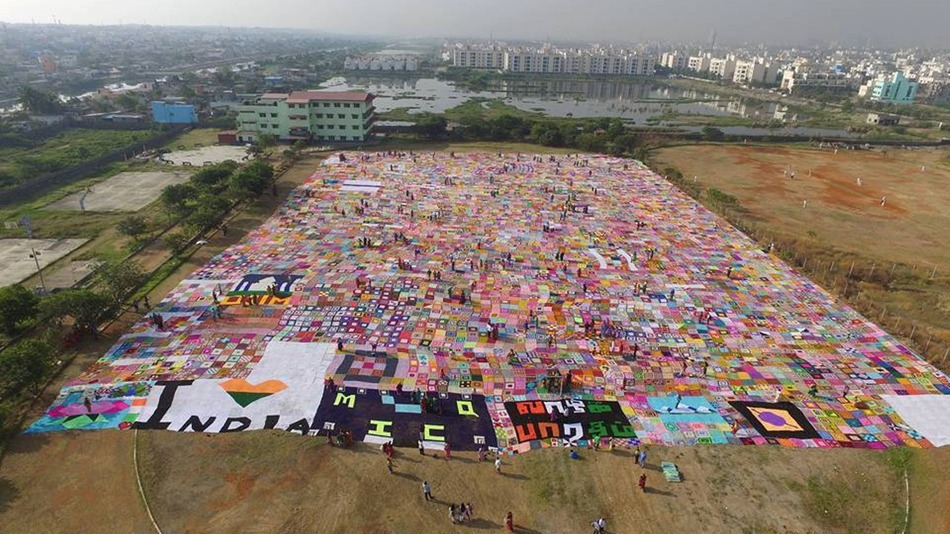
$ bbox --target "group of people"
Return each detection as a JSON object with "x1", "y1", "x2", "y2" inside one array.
[
  {"x1": 449, "y1": 502, "x2": 474, "y2": 524},
  {"x1": 148, "y1": 312, "x2": 164, "y2": 331},
  {"x1": 325, "y1": 427, "x2": 353, "y2": 448},
  {"x1": 590, "y1": 517, "x2": 608, "y2": 533}
]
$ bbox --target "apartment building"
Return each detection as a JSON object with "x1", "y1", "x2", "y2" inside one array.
[
  {"x1": 344, "y1": 56, "x2": 418, "y2": 71},
  {"x1": 732, "y1": 59, "x2": 780, "y2": 85},
  {"x1": 449, "y1": 44, "x2": 655, "y2": 76},
  {"x1": 709, "y1": 57, "x2": 738, "y2": 80},
  {"x1": 781, "y1": 70, "x2": 860, "y2": 92},
  {"x1": 236, "y1": 91, "x2": 375, "y2": 143},
  {"x1": 865, "y1": 72, "x2": 918, "y2": 104},
  {"x1": 451, "y1": 47, "x2": 506, "y2": 70},
  {"x1": 687, "y1": 54, "x2": 712, "y2": 73},
  {"x1": 660, "y1": 52, "x2": 688, "y2": 70}
]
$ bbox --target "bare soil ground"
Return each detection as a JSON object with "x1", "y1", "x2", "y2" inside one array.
[
  {"x1": 139, "y1": 431, "x2": 950, "y2": 534},
  {"x1": 652, "y1": 144, "x2": 950, "y2": 268}
]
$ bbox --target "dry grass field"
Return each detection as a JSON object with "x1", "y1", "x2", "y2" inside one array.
[{"x1": 652, "y1": 143, "x2": 950, "y2": 370}]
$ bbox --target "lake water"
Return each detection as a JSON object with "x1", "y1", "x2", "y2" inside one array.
[{"x1": 326, "y1": 76, "x2": 856, "y2": 138}]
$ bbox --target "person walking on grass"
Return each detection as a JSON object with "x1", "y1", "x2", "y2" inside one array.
[
  {"x1": 638, "y1": 448, "x2": 647, "y2": 468},
  {"x1": 505, "y1": 511, "x2": 514, "y2": 532},
  {"x1": 422, "y1": 480, "x2": 433, "y2": 501},
  {"x1": 495, "y1": 456, "x2": 503, "y2": 473},
  {"x1": 386, "y1": 457, "x2": 394, "y2": 474},
  {"x1": 639, "y1": 473, "x2": 647, "y2": 492}
]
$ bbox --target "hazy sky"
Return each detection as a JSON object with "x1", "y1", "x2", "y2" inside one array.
[{"x1": 2, "y1": 0, "x2": 948, "y2": 47}]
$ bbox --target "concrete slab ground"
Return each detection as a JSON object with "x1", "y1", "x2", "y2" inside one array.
[
  {"x1": 0, "y1": 238, "x2": 88, "y2": 288},
  {"x1": 162, "y1": 146, "x2": 250, "y2": 166},
  {"x1": 42, "y1": 259, "x2": 99, "y2": 290},
  {"x1": 44, "y1": 171, "x2": 190, "y2": 212}
]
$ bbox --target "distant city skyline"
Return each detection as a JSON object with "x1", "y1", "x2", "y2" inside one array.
[{"x1": 2, "y1": 0, "x2": 950, "y2": 48}]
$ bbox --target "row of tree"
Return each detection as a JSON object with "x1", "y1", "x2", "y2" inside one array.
[
  {"x1": 158, "y1": 159, "x2": 274, "y2": 253},
  {"x1": 414, "y1": 114, "x2": 649, "y2": 159},
  {"x1": 0, "y1": 258, "x2": 145, "y2": 422},
  {"x1": 0, "y1": 149, "x2": 278, "y2": 435}
]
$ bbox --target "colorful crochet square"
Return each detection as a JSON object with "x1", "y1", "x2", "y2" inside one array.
[{"x1": 27, "y1": 152, "x2": 950, "y2": 451}]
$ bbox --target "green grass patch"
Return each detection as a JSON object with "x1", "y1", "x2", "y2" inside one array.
[
  {"x1": 161, "y1": 128, "x2": 221, "y2": 150},
  {"x1": 666, "y1": 114, "x2": 762, "y2": 127},
  {"x1": 443, "y1": 97, "x2": 542, "y2": 122},
  {"x1": 801, "y1": 468, "x2": 901, "y2": 534},
  {"x1": 0, "y1": 159, "x2": 175, "y2": 242},
  {"x1": 0, "y1": 129, "x2": 152, "y2": 190},
  {"x1": 377, "y1": 107, "x2": 417, "y2": 121},
  {"x1": 523, "y1": 451, "x2": 597, "y2": 509}
]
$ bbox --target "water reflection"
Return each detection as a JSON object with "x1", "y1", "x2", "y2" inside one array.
[{"x1": 328, "y1": 76, "x2": 854, "y2": 137}]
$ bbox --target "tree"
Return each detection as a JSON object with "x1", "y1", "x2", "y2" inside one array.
[
  {"x1": 190, "y1": 164, "x2": 235, "y2": 193},
  {"x1": 117, "y1": 215, "x2": 149, "y2": 241},
  {"x1": 228, "y1": 169, "x2": 270, "y2": 201},
  {"x1": 163, "y1": 232, "x2": 190, "y2": 254},
  {"x1": 606, "y1": 118, "x2": 626, "y2": 139},
  {"x1": 40, "y1": 289, "x2": 115, "y2": 336},
  {"x1": 488, "y1": 114, "x2": 529, "y2": 141},
  {"x1": 18, "y1": 86, "x2": 63, "y2": 114},
  {"x1": 93, "y1": 260, "x2": 146, "y2": 306},
  {"x1": 608, "y1": 133, "x2": 640, "y2": 156},
  {"x1": 575, "y1": 133, "x2": 607, "y2": 153},
  {"x1": 244, "y1": 160, "x2": 274, "y2": 181},
  {"x1": 257, "y1": 134, "x2": 277, "y2": 153},
  {"x1": 414, "y1": 115, "x2": 448, "y2": 140},
  {"x1": 706, "y1": 188, "x2": 740, "y2": 208},
  {"x1": 0, "y1": 339, "x2": 56, "y2": 396},
  {"x1": 115, "y1": 93, "x2": 143, "y2": 112},
  {"x1": 530, "y1": 122, "x2": 565, "y2": 147},
  {"x1": 701, "y1": 126, "x2": 726, "y2": 141},
  {"x1": 663, "y1": 167, "x2": 684, "y2": 181},
  {"x1": 160, "y1": 182, "x2": 198, "y2": 218},
  {"x1": 185, "y1": 194, "x2": 232, "y2": 232},
  {"x1": 213, "y1": 66, "x2": 234, "y2": 86},
  {"x1": 0, "y1": 284, "x2": 40, "y2": 336}
]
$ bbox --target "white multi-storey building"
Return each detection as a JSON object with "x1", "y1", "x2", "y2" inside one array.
[
  {"x1": 344, "y1": 56, "x2": 419, "y2": 72},
  {"x1": 448, "y1": 43, "x2": 655, "y2": 76},
  {"x1": 451, "y1": 46, "x2": 507, "y2": 70},
  {"x1": 661, "y1": 52, "x2": 688, "y2": 70},
  {"x1": 687, "y1": 54, "x2": 712, "y2": 73},
  {"x1": 709, "y1": 56, "x2": 737, "y2": 80},
  {"x1": 732, "y1": 59, "x2": 764, "y2": 84}
]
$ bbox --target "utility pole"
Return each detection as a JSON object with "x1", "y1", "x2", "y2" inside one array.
[{"x1": 29, "y1": 248, "x2": 47, "y2": 293}]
